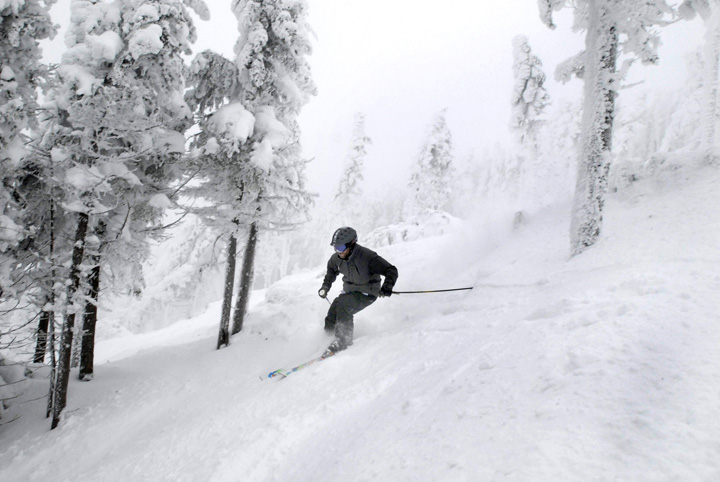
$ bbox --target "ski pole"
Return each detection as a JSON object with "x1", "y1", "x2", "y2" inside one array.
[{"x1": 391, "y1": 287, "x2": 473, "y2": 295}]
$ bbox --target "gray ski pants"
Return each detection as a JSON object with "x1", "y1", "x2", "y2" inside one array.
[{"x1": 324, "y1": 292, "x2": 377, "y2": 348}]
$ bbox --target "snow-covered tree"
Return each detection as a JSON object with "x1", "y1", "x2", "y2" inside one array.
[
  {"x1": 228, "y1": 0, "x2": 316, "y2": 336},
  {"x1": 39, "y1": 0, "x2": 208, "y2": 429},
  {"x1": 539, "y1": 0, "x2": 676, "y2": 255},
  {"x1": 186, "y1": 0, "x2": 316, "y2": 346},
  {"x1": 333, "y1": 112, "x2": 371, "y2": 230},
  {"x1": 510, "y1": 35, "x2": 551, "y2": 213},
  {"x1": 335, "y1": 113, "x2": 371, "y2": 205},
  {"x1": 406, "y1": 109, "x2": 454, "y2": 217},
  {"x1": 0, "y1": 0, "x2": 56, "y2": 308},
  {"x1": 510, "y1": 35, "x2": 550, "y2": 147},
  {"x1": 0, "y1": 1, "x2": 64, "y2": 379},
  {"x1": 183, "y1": 71, "x2": 260, "y2": 347}
]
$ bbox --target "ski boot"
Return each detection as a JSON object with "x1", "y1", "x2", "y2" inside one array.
[{"x1": 322, "y1": 339, "x2": 347, "y2": 359}]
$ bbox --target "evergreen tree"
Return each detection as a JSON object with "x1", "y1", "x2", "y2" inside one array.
[
  {"x1": 184, "y1": 59, "x2": 252, "y2": 346},
  {"x1": 510, "y1": 35, "x2": 550, "y2": 147},
  {"x1": 186, "y1": 0, "x2": 316, "y2": 345},
  {"x1": 510, "y1": 35, "x2": 550, "y2": 212},
  {"x1": 539, "y1": 0, "x2": 676, "y2": 255},
  {"x1": 0, "y1": 1, "x2": 64, "y2": 371},
  {"x1": 335, "y1": 113, "x2": 371, "y2": 205},
  {"x1": 40, "y1": 0, "x2": 208, "y2": 428},
  {"x1": 0, "y1": 0, "x2": 55, "y2": 310},
  {"x1": 406, "y1": 109, "x2": 454, "y2": 217},
  {"x1": 333, "y1": 112, "x2": 371, "y2": 229},
  {"x1": 229, "y1": 0, "x2": 316, "y2": 336}
]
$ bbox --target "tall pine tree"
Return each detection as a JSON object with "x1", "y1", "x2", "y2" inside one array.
[
  {"x1": 186, "y1": 0, "x2": 316, "y2": 345},
  {"x1": 333, "y1": 112, "x2": 371, "y2": 229},
  {"x1": 510, "y1": 35, "x2": 550, "y2": 147},
  {"x1": 42, "y1": 0, "x2": 208, "y2": 428},
  {"x1": 510, "y1": 35, "x2": 550, "y2": 212},
  {"x1": 0, "y1": 0, "x2": 56, "y2": 312}
]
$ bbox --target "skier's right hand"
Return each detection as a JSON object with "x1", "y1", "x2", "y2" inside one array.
[{"x1": 318, "y1": 288, "x2": 328, "y2": 299}]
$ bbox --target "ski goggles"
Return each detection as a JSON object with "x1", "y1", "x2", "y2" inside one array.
[{"x1": 334, "y1": 244, "x2": 349, "y2": 252}]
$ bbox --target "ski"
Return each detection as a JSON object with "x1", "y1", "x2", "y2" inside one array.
[{"x1": 266, "y1": 352, "x2": 335, "y2": 380}]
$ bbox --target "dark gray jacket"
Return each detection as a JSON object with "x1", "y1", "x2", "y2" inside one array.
[{"x1": 322, "y1": 244, "x2": 398, "y2": 297}]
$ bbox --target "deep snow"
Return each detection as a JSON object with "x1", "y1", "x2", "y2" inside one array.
[{"x1": 1, "y1": 164, "x2": 719, "y2": 481}]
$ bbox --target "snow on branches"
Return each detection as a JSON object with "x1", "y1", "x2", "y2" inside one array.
[
  {"x1": 186, "y1": 0, "x2": 316, "y2": 233},
  {"x1": 511, "y1": 35, "x2": 550, "y2": 144},
  {"x1": 0, "y1": 0, "x2": 56, "y2": 300}
]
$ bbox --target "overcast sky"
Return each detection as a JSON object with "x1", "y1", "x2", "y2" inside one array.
[{"x1": 42, "y1": 1, "x2": 706, "y2": 200}]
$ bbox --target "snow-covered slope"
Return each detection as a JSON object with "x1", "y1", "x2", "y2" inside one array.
[{"x1": 1, "y1": 165, "x2": 719, "y2": 482}]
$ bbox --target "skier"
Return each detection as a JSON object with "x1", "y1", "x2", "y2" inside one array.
[{"x1": 318, "y1": 226, "x2": 398, "y2": 357}]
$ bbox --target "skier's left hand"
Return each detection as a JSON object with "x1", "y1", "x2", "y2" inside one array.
[{"x1": 379, "y1": 286, "x2": 393, "y2": 298}]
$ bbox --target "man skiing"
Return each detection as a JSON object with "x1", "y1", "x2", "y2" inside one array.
[{"x1": 318, "y1": 227, "x2": 398, "y2": 357}]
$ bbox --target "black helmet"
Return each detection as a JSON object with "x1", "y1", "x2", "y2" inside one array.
[{"x1": 330, "y1": 226, "x2": 357, "y2": 248}]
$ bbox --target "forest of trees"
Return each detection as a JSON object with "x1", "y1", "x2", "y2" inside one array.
[{"x1": 1, "y1": 0, "x2": 718, "y2": 430}]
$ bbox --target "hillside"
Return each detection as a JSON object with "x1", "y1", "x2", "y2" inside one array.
[{"x1": 1, "y1": 164, "x2": 719, "y2": 482}]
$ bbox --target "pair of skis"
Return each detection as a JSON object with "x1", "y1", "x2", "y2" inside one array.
[{"x1": 265, "y1": 351, "x2": 335, "y2": 380}]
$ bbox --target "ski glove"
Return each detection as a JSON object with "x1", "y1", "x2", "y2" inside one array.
[
  {"x1": 318, "y1": 288, "x2": 328, "y2": 299},
  {"x1": 379, "y1": 286, "x2": 393, "y2": 298}
]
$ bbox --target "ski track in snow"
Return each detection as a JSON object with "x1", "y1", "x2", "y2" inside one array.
[{"x1": 1, "y1": 166, "x2": 720, "y2": 481}]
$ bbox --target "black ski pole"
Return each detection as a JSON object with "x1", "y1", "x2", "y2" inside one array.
[{"x1": 391, "y1": 287, "x2": 473, "y2": 295}]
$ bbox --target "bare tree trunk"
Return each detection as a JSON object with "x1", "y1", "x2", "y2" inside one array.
[
  {"x1": 34, "y1": 200, "x2": 56, "y2": 364},
  {"x1": 217, "y1": 234, "x2": 237, "y2": 349},
  {"x1": 78, "y1": 257, "x2": 100, "y2": 381},
  {"x1": 51, "y1": 211, "x2": 89, "y2": 430},
  {"x1": 78, "y1": 221, "x2": 105, "y2": 379},
  {"x1": 70, "y1": 322, "x2": 82, "y2": 369},
  {"x1": 231, "y1": 222, "x2": 258, "y2": 335},
  {"x1": 33, "y1": 310, "x2": 51, "y2": 364},
  {"x1": 46, "y1": 311, "x2": 56, "y2": 418},
  {"x1": 44, "y1": 201, "x2": 57, "y2": 417},
  {"x1": 570, "y1": 1, "x2": 617, "y2": 256}
]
